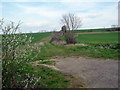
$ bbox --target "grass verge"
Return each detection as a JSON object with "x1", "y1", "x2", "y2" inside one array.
[
  {"x1": 10, "y1": 64, "x2": 71, "y2": 88},
  {"x1": 33, "y1": 65, "x2": 70, "y2": 88},
  {"x1": 34, "y1": 43, "x2": 118, "y2": 60}
]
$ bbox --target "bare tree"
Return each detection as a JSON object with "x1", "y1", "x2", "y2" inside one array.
[{"x1": 61, "y1": 13, "x2": 82, "y2": 31}]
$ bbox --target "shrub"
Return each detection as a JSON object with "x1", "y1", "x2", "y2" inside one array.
[
  {"x1": 64, "y1": 32, "x2": 76, "y2": 44},
  {"x1": 1, "y1": 19, "x2": 40, "y2": 88}
]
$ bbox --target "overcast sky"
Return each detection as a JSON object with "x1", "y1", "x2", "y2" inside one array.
[{"x1": 1, "y1": 0, "x2": 119, "y2": 33}]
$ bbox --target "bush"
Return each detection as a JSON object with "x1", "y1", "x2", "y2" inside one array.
[
  {"x1": 64, "y1": 32, "x2": 76, "y2": 44},
  {"x1": 1, "y1": 19, "x2": 40, "y2": 88}
]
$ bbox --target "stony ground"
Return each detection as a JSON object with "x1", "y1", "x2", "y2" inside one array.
[{"x1": 32, "y1": 56, "x2": 118, "y2": 88}]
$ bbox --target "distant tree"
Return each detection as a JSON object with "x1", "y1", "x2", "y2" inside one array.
[
  {"x1": 61, "y1": 13, "x2": 82, "y2": 31},
  {"x1": 60, "y1": 13, "x2": 82, "y2": 44},
  {"x1": 111, "y1": 25, "x2": 117, "y2": 28},
  {"x1": 111, "y1": 25, "x2": 117, "y2": 31}
]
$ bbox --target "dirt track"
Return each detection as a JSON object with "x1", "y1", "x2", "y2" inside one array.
[{"x1": 50, "y1": 56, "x2": 118, "y2": 88}]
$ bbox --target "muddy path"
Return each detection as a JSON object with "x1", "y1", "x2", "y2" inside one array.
[
  {"x1": 52, "y1": 57, "x2": 118, "y2": 88},
  {"x1": 31, "y1": 56, "x2": 118, "y2": 88}
]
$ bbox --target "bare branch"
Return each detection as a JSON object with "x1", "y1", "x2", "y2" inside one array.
[{"x1": 61, "y1": 13, "x2": 82, "y2": 31}]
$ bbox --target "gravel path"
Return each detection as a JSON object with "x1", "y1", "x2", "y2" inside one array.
[{"x1": 51, "y1": 57, "x2": 118, "y2": 88}]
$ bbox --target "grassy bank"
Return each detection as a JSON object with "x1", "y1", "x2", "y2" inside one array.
[
  {"x1": 8, "y1": 64, "x2": 71, "y2": 88},
  {"x1": 34, "y1": 42, "x2": 118, "y2": 60}
]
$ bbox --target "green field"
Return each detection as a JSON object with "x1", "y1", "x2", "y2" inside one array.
[
  {"x1": 75, "y1": 27, "x2": 119, "y2": 33},
  {"x1": 29, "y1": 31, "x2": 119, "y2": 60},
  {"x1": 26, "y1": 32, "x2": 51, "y2": 43},
  {"x1": 26, "y1": 30, "x2": 118, "y2": 45},
  {"x1": 77, "y1": 32, "x2": 118, "y2": 44}
]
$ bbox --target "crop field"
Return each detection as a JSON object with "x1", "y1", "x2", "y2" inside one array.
[
  {"x1": 77, "y1": 32, "x2": 118, "y2": 44},
  {"x1": 27, "y1": 30, "x2": 118, "y2": 44},
  {"x1": 26, "y1": 32, "x2": 51, "y2": 43},
  {"x1": 75, "y1": 27, "x2": 119, "y2": 33}
]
